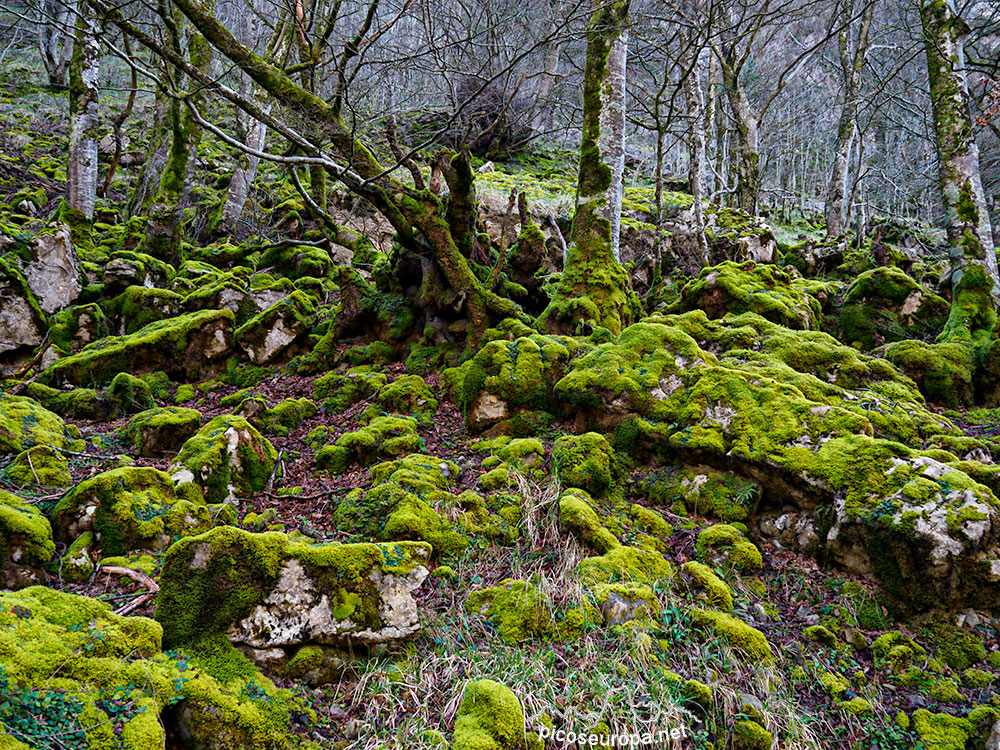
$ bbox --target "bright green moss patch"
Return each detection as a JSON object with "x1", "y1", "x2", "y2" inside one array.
[
  {"x1": 0, "y1": 395, "x2": 79, "y2": 455},
  {"x1": 552, "y1": 432, "x2": 617, "y2": 497},
  {"x1": 120, "y1": 406, "x2": 201, "y2": 457},
  {"x1": 452, "y1": 679, "x2": 525, "y2": 750},
  {"x1": 316, "y1": 415, "x2": 421, "y2": 475},
  {"x1": 689, "y1": 608, "x2": 773, "y2": 661}
]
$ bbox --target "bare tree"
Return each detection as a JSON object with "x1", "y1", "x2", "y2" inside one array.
[
  {"x1": 824, "y1": 0, "x2": 873, "y2": 237},
  {"x1": 67, "y1": 0, "x2": 99, "y2": 218}
]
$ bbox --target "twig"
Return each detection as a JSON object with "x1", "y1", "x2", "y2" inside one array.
[{"x1": 99, "y1": 565, "x2": 160, "y2": 616}]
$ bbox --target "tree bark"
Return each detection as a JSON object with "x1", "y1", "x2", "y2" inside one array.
[
  {"x1": 67, "y1": 0, "x2": 99, "y2": 220},
  {"x1": 824, "y1": 0, "x2": 873, "y2": 238},
  {"x1": 921, "y1": 0, "x2": 999, "y2": 302},
  {"x1": 38, "y1": 0, "x2": 75, "y2": 87},
  {"x1": 681, "y1": 1, "x2": 708, "y2": 265},
  {"x1": 530, "y1": 0, "x2": 565, "y2": 136},
  {"x1": 143, "y1": 0, "x2": 214, "y2": 260},
  {"x1": 539, "y1": 0, "x2": 634, "y2": 336}
]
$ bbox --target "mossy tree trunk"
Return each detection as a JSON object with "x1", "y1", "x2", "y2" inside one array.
[
  {"x1": 825, "y1": 0, "x2": 873, "y2": 239},
  {"x1": 719, "y1": 55, "x2": 759, "y2": 214},
  {"x1": 538, "y1": 0, "x2": 635, "y2": 336},
  {"x1": 67, "y1": 0, "x2": 100, "y2": 220},
  {"x1": 921, "y1": 0, "x2": 999, "y2": 307},
  {"x1": 142, "y1": 0, "x2": 214, "y2": 260}
]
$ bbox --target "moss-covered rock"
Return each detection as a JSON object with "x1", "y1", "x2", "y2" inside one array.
[
  {"x1": 552, "y1": 432, "x2": 617, "y2": 497},
  {"x1": 235, "y1": 290, "x2": 316, "y2": 365},
  {"x1": 0, "y1": 489, "x2": 54, "y2": 588},
  {"x1": 315, "y1": 415, "x2": 421, "y2": 475},
  {"x1": 51, "y1": 466, "x2": 222, "y2": 557},
  {"x1": 39, "y1": 309, "x2": 234, "y2": 387},
  {"x1": 452, "y1": 679, "x2": 525, "y2": 750},
  {"x1": 838, "y1": 267, "x2": 948, "y2": 350},
  {"x1": 362, "y1": 374, "x2": 439, "y2": 427},
  {"x1": 6, "y1": 444, "x2": 70, "y2": 488},
  {"x1": 120, "y1": 406, "x2": 202, "y2": 457},
  {"x1": 681, "y1": 560, "x2": 734, "y2": 610},
  {"x1": 256, "y1": 398, "x2": 317, "y2": 436},
  {"x1": 559, "y1": 488, "x2": 619, "y2": 553},
  {"x1": 0, "y1": 395, "x2": 80, "y2": 455},
  {"x1": 465, "y1": 579, "x2": 557, "y2": 643},
  {"x1": 332, "y1": 453, "x2": 468, "y2": 556},
  {"x1": 695, "y1": 524, "x2": 763, "y2": 574},
  {"x1": 675, "y1": 261, "x2": 823, "y2": 331},
  {"x1": 0, "y1": 586, "x2": 299, "y2": 750},
  {"x1": 155, "y1": 526, "x2": 431, "y2": 652},
  {"x1": 689, "y1": 608, "x2": 773, "y2": 661},
  {"x1": 106, "y1": 371, "x2": 155, "y2": 414},
  {"x1": 312, "y1": 367, "x2": 387, "y2": 412},
  {"x1": 170, "y1": 415, "x2": 278, "y2": 503}
]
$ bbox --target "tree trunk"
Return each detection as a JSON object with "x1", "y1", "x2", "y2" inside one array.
[
  {"x1": 38, "y1": 0, "x2": 75, "y2": 87},
  {"x1": 921, "y1": 0, "x2": 999, "y2": 306},
  {"x1": 530, "y1": 1, "x2": 565, "y2": 136},
  {"x1": 539, "y1": 0, "x2": 634, "y2": 335},
  {"x1": 67, "y1": 0, "x2": 99, "y2": 220},
  {"x1": 825, "y1": 0, "x2": 873, "y2": 238},
  {"x1": 681, "y1": 5, "x2": 708, "y2": 265},
  {"x1": 143, "y1": 0, "x2": 214, "y2": 260},
  {"x1": 723, "y1": 65, "x2": 759, "y2": 214}
]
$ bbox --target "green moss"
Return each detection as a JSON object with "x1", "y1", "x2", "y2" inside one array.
[
  {"x1": 170, "y1": 415, "x2": 277, "y2": 503},
  {"x1": 0, "y1": 489, "x2": 55, "y2": 587},
  {"x1": 361, "y1": 375, "x2": 439, "y2": 427},
  {"x1": 0, "y1": 395, "x2": 79, "y2": 455},
  {"x1": 804, "y1": 625, "x2": 837, "y2": 647},
  {"x1": 316, "y1": 415, "x2": 421, "y2": 475},
  {"x1": 465, "y1": 580, "x2": 557, "y2": 643},
  {"x1": 120, "y1": 406, "x2": 202, "y2": 457},
  {"x1": 6, "y1": 445, "x2": 70, "y2": 488},
  {"x1": 689, "y1": 608, "x2": 773, "y2": 661},
  {"x1": 681, "y1": 561, "x2": 733, "y2": 610},
  {"x1": 552, "y1": 432, "x2": 617, "y2": 497},
  {"x1": 911, "y1": 709, "x2": 972, "y2": 750},
  {"x1": 333, "y1": 453, "x2": 468, "y2": 556},
  {"x1": 156, "y1": 526, "x2": 430, "y2": 648},
  {"x1": 695, "y1": 525, "x2": 763, "y2": 574},
  {"x1": 39, "y1": 309, "x2": 235, "y2": 388},
  {"x1": 51, "y1": 466, "x2": 220, "y2": 557},
  {"x1": 732, "y1": 719, "x2": 772, "y2": 750},
  {"x1": 577, "y1": 545, "x2": 674, "y2": 586},
  {"x1": 559, "y1": 488, "x2": 619, "y2": 553},
  {"x1": 107, "y1": 372, "x2": 156, "y2": 414},
  {"x1": 452, "y1": 679, "x2": 525, "y2": 750},
  {"x1": 313, "y1": 367, "x2": 387, "y2": 412},
  {"x1": 258, "y1": 397, "x2": 317, "y2": 436}
]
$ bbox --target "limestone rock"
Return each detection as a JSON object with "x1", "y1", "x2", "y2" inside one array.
[
  {"x1": 235, "y1": 290, "x2": 316, "y2": 365},
  {"x1": 170, "y1": 415, "x2": 278, "y2": 503},
  {"x1": 39, "y1": 309, "x2": 234, "y2": 387},
  {"x1": 16, "y1": 224, "x2": 83, "y2": 313},
  {"x1": 0, "y1": 256, "x2": 45, "y2": 360},
  {"x1": 155, "y1": 526, "x2": 431, "y2": 653}
]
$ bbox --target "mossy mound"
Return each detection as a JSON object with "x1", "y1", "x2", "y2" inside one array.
[
  {"x1": 455, "y1": 313, "x2": 1000, "y2": 611},
  {"x1": 838, "y1": 266, "x2": 948, "y2": 350},
  {"x1": 674, "y1": 261, "x2": 823, "y2": 331},
  {"x1": 6, "y1": 444, "x2": 71, "y2": 488},
  {"x1": 0, "y1": 395, "x2": 80, "y2": 455},
  {"x1": 0, "y1": 586, "x2": 299, "y2": 750},
  {"x1": 38, "y1": 309, "x2": 235, "y2": 387},
  {"x1": 312, "y1": 367, "x2": 387, "y2": 412},
  {"x1": 170, "y1": 415, "x2": 278, "y2": 503},
  {"x1": 315, "y1": 415, "x2": 421, "y2": 475},
  {"x1": 332, "y1": 453, "x2": 468, "y2": 556},
  {"x1": 0, "y1": 489, "x2": 54, "y2": 588},
  {"x1": 362, "y1": 374, "x2": 439, "y2": 427},
  {"x1": 155, "y1": 526, "x2": 431, "y2": 651},
  {"x1": 51, "y1": 466, "x2": 224, "y2": 557},
  {"x1": 452, "y1": 679, "x2": 525, "y2": 750},
  {"x1": 256, "y1": 398, "x2": 317, "y2": 436},
  {"x1": 120, "y1": 406, "x2": 202, "y2": 457},
  {"x1": 552, "y1": 432, "x2": 618, "y2": 497}
]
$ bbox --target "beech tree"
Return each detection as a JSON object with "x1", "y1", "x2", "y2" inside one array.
[
  {"x1": 540, "y1": 0, "x2": 635, "y2": 335},
  {"x1": 66, "y1": 0, "x2": 99, "y2": 219}
]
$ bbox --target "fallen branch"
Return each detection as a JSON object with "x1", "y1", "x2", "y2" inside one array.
[{"x1": 99, "y1": 565, "x2": 159, "y2": 616}]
